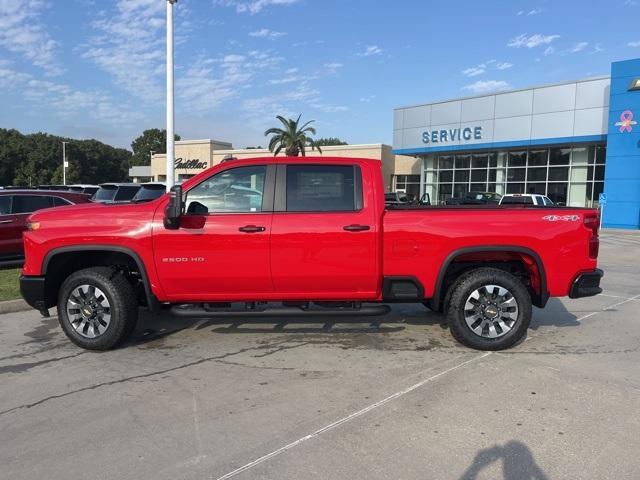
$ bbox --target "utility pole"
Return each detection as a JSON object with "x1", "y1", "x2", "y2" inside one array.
[
  {"x1": 62, "y1": 141, "x2": 69, "y2": 185},
  {"x1": 166, "y1": 0, "x2": 177, "y2": 191}
]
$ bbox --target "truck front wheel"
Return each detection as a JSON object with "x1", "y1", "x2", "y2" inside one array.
[
  {"x1": 446, "y1": 268, "x2": 531, "y2": 350},
  {"x1": 57, "y1": 267, "x2": 138, "y2": 350}
]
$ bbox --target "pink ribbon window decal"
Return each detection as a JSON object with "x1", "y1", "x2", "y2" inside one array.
[{"x1": 615, "y1": 110, "x2": 638, "y2": 133}]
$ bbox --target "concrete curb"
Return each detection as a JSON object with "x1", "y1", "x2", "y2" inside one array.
[{"x1": 0, "y1": 299, "x2": 32, "y2": 315}]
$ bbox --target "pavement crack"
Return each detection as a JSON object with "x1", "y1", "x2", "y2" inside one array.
[{"x1": 0, "y1": 343, "x2": 291, "y2": 417}]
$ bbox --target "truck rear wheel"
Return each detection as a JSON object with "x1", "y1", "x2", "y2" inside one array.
[
  {"x1": 57, "y1": 267, "x2": 138, "y2": 350},
  {"x1": 446, "y1": 268, "x2": 531, "y2": 350}
]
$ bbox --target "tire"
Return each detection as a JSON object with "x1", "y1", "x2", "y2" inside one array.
[
  {"x1": 57, "y1": 267, "x2": 138, "y2": 350},
  {"x1": 446, "y1": 268, "x2": 531, "y2": 351}
]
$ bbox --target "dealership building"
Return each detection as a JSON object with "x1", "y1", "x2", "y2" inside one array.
[{"x1": 393, "y1": 58, "x2": 640, "y2": 229}]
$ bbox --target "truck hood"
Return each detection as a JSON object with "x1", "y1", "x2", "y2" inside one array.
[{"x1": 30, "y1": 200, "x2": 159, "y2": 222}]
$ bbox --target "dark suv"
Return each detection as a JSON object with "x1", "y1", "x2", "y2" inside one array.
[{"x1": 0, "y1": 190, "x2": 92, "y2": 268}]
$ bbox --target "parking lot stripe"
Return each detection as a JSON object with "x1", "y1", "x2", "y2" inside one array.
[
  {"x1": 575, "y1": 293, "x2": 640, "y2": 323},
  {"x1": 213, "y1": 352, "x2": 492, "y2": 480}
]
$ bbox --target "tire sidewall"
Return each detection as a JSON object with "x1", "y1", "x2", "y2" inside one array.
[
  {"x1": 58, "y1": 269, "x2": 129, "y2": 350},
  {"x1": 448, "y1": 268, "x2": 532, "y2": 351}
]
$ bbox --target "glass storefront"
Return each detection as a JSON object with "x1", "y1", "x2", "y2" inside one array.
[
  {"x1": 421, "y1": 144, "x2": 605, "y2": 207},
  {"x1": 393, "y1": 174, "x2": 421, "y2": 198}
]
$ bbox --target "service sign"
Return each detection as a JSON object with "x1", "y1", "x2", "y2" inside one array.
[{"x1": 422, "y1": 126, "x2": 483, "y2": 145}]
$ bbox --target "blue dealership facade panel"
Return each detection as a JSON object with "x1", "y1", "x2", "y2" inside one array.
[{"x1": 603, "y1": 59, "x2": 640, "y2": 229}]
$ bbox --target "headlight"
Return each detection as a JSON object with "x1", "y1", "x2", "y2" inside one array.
[{"x1": 26, "y1": 222, "x2": 40, "y2": 231}]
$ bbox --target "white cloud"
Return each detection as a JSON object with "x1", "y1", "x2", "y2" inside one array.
[
  {"x1": 358, "y1": 45, "x2": 383, "y2": 57},
  {"x1": 462, "y1": 80, "x2": 510, "y2": 94},
  {"x1": 83, "y1": 0, "x2": 167, "y2": 102},
  {"x1": 462, "y1": 66, "x2": 485, "y2": 77},
  {"x1": 323, "y1": 62, "x2": 343, "y2": 74},
  {"x1": 569, "y1": 42, "x2": 589, "y2": 53},
  {"x1": 0, "y1": 0, "x2": 63, "y2": 76},
  {"x1": 217, "y1": 0, "x2": 299, "y2": 14},
  {"x1": 508, "y1": 33, "x2": 560, "y2": 49},
  {"x1": 0, "y1": 63, "x2": 142, "y2": 126},
  {"x1": 625, "y1": 0, "x2": 638, "y2": 5},
  {"x1": 628, "y1": 40, "x2": 640, "y2": 47},
  {"x1": 590, "y1": 43, "x2": 604, "y2": 54},
  {"x1": 517, "y1": 8, "x2": 542, "y2": 15},
  {"x1": 544, "y1": 46, "x2": 555, "y2": 56},
  {"x1": 177, "y1": 49, "x2": 284, "y2": 113},
  {"x1": 311, "y1": 103, "x2": 348, "y2": 113},
  {"x1": 463, "y1": 60, "x2": 512, "y2": 77},
  {"x1": 249, "y1": 28, "x2": 287, "y2": 38}
]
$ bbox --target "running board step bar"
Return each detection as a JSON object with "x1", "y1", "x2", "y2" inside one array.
[{"x1": 170, "y1": 303, "x2": 391, "y2": 318}]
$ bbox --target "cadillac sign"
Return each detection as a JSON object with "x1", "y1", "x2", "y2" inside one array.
[{"x1": 175, "y1": 157, "x2": 208, "y2": 170}]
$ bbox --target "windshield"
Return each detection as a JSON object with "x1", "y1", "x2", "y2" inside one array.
[{"x1": 501, "y1": 196, "x2": 534, "y2": 205}]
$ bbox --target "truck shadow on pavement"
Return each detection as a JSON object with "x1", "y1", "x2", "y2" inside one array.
[
  {"x1": 125, "y1": 298, "x2": 580, "y2": 349},
  {"x1": 459, "y1": 440, "x2": 549, "y2": 480},
  {"x1": 530, "y1": 298, "x2": 581, "y2": 330}
]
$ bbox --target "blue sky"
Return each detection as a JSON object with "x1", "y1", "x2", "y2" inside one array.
[{"x1": 0, "y1": 0, "x2": 639, "y2": 150}]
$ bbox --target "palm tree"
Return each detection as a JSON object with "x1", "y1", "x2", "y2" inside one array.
[{"x1": 264, "y1": 115, "x2": 322, "y2": 156}]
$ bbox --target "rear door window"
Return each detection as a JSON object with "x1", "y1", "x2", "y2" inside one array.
[
  {"x1": 12, "y1": 195, "x2": 53, "y2": 214},
  {"x1": 0, "y1": 196, "x2": 11, "y2": 215},
  {"x1": 285, "y1": 165, "x2": 361, "y2": 212}
]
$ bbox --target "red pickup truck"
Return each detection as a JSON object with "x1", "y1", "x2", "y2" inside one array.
[{"x1": 20, "y1": 157, "x2": 603, "y2": 351}]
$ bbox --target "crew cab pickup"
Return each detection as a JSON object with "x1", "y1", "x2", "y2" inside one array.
[{"x1": 20, "y1": 157, "x2": 603, "y2": 351}]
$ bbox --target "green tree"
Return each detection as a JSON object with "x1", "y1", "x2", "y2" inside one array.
[
  {"x1": 315, "y1": 137, "x2": 348, "y2": 146},
  {"x1": 264, "y1": 115, "x2": 322, "y2": 156},
  {"x1": 130, "y1": 128, "x2": 181, "y2": 166},
  {"x1": 0, "y1": 129, "x2": 27, "y2": 185},
  {"x1": 1, "y1": 128, "x2": 132, "y2": 186}
]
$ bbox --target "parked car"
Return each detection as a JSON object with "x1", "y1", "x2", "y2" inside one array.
[
  {"x1": 0, "y1": 190, "x2": 92, "y2": 268},
  {"x1": 500, "y1": 194, "x2": 554, "y2": 206},
  {"x1": 92, "y1": 183, "x2": 141, "y2": 203},
  {"x1": 385, "y1": 191, "x2": 412, "y2": 206},
  {"x1": 445, "y1": 191, "x2": 502, "y2": 205},
  {"x1": 131, "y1": 183, "x2": 166, "y2": 203},
  {"x1": 385, "y1": 191, "x2": 431, "y2": 207},
  {"x1": 20, "y1": 157, "x2": 602, "y2": 352}
]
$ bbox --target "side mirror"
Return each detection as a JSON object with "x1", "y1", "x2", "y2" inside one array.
[{"x1": 164, "y1": 185, "x2": 183, "y2": 230}]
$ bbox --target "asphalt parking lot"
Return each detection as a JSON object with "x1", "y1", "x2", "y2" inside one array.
[{"x1": 1, "y1": 230, "x2": 639, "y2": 480}]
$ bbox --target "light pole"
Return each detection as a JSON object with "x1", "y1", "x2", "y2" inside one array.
[
  {"x1": 61, "y1": 141, "x2": 69, "y2": 185},
  {"x1": 166, "y1": 0, "x2": 177, "y2": 192}
]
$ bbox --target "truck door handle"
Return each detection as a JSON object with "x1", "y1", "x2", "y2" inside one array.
[
  {"x1": 343, "y1": 224, "x2": 370, "y2": 232},
  {"x1": 0, "y1": 220, "x2": 13, "y2": 224},
  {"x1": 239, "y1": 225, "x2": 266, "y2": 233}
]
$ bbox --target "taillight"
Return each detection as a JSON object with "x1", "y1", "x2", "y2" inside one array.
[{"x1": 584, "y1": 213, "x2": 599, "y2": 259}]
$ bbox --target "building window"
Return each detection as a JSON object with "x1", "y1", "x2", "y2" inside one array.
[
  {"x1": 422, "y1": 144, "x2": 605, "y2": 206},
  {"x1": 393, "y1": 174, "x2": 420, "y2": 198}
]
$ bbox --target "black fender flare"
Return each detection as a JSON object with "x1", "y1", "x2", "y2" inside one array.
[
  {"x1": 42, "y1": 245, "x2": 159, "y2": 310},
  {"x1": 431, "y1": 246, "x2": 549, "y2": 310}
]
